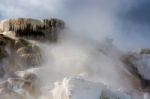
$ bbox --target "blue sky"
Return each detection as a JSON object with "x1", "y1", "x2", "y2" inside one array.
[{"x1": 0, "y1": 0, "x2": 150, "y2": 50}]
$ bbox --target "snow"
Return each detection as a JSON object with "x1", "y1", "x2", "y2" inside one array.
[{"x1": 51, "y1": 77, "x2": 131, "y2": 99}]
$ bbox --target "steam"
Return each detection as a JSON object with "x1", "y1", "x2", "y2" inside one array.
[
  {"x1": 35, "y1": 30, "x2": 140, "y2": 96},
  {"x1": 0, "y1": 0, "x2": 149, "y2": 99}
]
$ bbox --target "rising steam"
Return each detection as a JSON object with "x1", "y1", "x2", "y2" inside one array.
[{"x1": 0, "y1": 0, "x2": 149, "y2": 99}]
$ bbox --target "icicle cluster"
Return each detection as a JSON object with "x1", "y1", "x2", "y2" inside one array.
[{"x1": 0, "y1": 18, "x2": 65, "y2": 42}]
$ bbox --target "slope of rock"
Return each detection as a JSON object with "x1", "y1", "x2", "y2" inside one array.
[{"x1": 121, "y1": 48, "x2": 150, "y2": 92}]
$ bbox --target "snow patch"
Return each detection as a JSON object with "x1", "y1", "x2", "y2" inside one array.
[{"x1": 51, "y1": 77, "x2": 131, "y2": 99}]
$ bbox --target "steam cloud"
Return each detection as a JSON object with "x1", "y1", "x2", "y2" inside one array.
[{"x1": 0, "y1": 0, "x2": 149, "y2": 99}]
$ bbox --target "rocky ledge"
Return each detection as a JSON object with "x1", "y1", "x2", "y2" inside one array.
[{"x1": 0, "y1": 18, "x2": 65, "y2": 42}]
